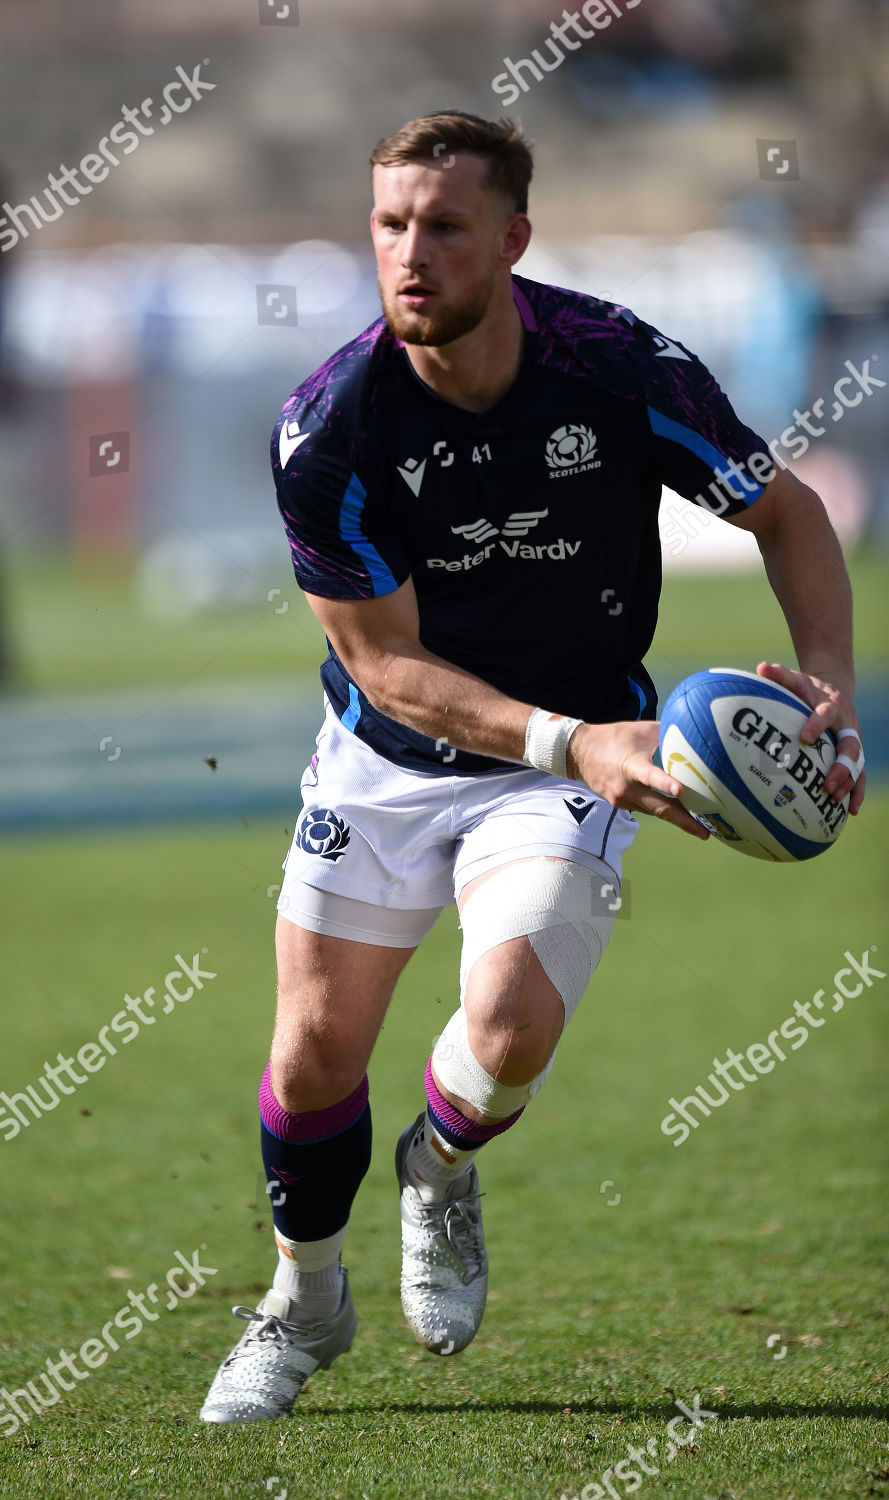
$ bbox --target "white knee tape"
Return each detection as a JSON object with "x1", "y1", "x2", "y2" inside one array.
[
  {"x1": 432, "y1": 1007, "x2": 552, "y2": 1116},
  {"x1": 458, "y1": 857, "x2": 615, "y2": 1024}
]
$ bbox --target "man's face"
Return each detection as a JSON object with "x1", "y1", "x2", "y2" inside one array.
[{"x1": 370, "y1": 154, "x2": 516, "y2": 347}]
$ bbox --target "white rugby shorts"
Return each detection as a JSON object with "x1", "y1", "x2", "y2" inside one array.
[{"x1": 277, "y1": 699, "x2": 638, "y2": 947}]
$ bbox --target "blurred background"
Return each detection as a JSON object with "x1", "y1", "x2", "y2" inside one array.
[
  {"x1": 1, "y1": 17, "x2": 886, "y2": 1492},
  {"x1": 1, "y1": 0, "x2": 887, "y2": 832}
]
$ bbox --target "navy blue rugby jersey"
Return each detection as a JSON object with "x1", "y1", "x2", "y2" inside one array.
[{"x1": 271, "y1": 273, "x2": 768, "y2": 775}]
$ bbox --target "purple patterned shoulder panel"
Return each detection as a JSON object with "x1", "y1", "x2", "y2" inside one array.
[
  {"x1": 273, "y1": 314, "x2": 394, "y2": 478},
  {"x1": 512, "y1": 274, "x2": 767, "y2": 503}
]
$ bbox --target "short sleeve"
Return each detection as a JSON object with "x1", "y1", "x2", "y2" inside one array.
[
  {"x1": 633, "y1": 318, "x2": 773, "y2": 517},
  {"x1": 272, "y1": 409, "x2": 411, "y2": 601}
]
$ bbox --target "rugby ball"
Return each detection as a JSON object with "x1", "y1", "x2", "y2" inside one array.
[{"x1": 659, "y1": 667, "x2": 849, "y2": 861}]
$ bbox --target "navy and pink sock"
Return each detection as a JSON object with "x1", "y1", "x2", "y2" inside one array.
[
  {"x1": 256, "y1": 1050, "x2": 528, "y2": 1315},
  {"x1": 404, "y1": 1059, "x2": 524, "y2": 1202},
  {"x1": 259, "y1": 1064, "x2": 372, "y2": 1317},
  {"x1": 259, "y1": 1063, "x2": 372, "y2": 1240}
]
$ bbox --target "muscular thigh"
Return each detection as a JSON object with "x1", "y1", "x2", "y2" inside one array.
[{"x1": 272, "y1": 916, "x2": 415, "y2": 1111}]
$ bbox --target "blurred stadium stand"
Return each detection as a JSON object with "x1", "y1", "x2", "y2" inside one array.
[
  {"x1": 0, "y1": 0, "x2": 886, "y2": 555},
  {"x1": 0, "y1": 0, "x2": 885, "y2": 824}
]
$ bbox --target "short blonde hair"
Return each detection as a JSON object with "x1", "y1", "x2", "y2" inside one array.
[{"x1": 370, "y1": 110, "x2": 533, "y2": 213}]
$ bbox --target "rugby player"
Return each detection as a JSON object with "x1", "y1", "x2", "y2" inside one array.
[{"x1": 200, "y1": 111, "x2": 865, "y2": 1423}]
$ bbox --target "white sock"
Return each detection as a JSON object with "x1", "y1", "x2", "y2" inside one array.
[
  {"x1": 405, "y1": 1111, "x2": 477, "y2": 1204},
  {"x1": 272, "y1": 1226, "x2": 346, "y2": 1321}
]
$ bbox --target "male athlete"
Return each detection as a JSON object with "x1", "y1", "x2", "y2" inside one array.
[{"x1": 200, "y1": 112, "x2": 865, "y2": 1423}]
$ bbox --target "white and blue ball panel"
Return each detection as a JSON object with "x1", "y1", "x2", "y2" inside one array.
[{"x1": 659, "y1": 668, "x2": 848, "y2": 861}]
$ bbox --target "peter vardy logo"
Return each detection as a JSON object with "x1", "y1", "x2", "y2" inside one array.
[
  {"x1": 451, "y1": 517, "x2": 499, "y2": 544},
  {"x1": 296, "y1": 809, "x2": 351, "y2": 861},
  {"x1": 428, "y1": 508, "x2": 580, "y2": 571},
  {"x1": 451, "y1": 510, "x2": 548, "y2": 544},
  {"x1": 545, "y1": 423, "x2": 600, "y2": 478},
  {"x1": 499, "y1": 510, "x2": 549, "y2": 538}
]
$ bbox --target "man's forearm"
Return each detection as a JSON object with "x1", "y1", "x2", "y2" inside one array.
[
  {"x1": 353, "y1": 638, "x2": 701, "y2": 827},
  {"x1": 361, "y1": 642, "x2": 535, "y2": 762},
  {"x1": 318, "y1": 595, "x2": 702, "y2": 832},
  {"x1": 757, "y1": 492, "x2": 855, "y2": 697}
]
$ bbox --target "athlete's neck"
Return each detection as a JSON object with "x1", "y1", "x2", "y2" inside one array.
[{"x1": 404, "y1": 286, "x2": 524, "y2": 414}]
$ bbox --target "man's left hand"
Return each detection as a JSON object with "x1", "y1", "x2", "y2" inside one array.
[{"x1": 756, "y1": 661, "x2": 866, "y2": 815}]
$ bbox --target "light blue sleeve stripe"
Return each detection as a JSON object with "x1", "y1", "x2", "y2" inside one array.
[
  {"x1": 339, "y1": 472, "x2": 399, "y2": 595},
  {"x1": 628, "y1": 676, "x2": 647, "y2": 720},
  {"x1": 646, "y1": 406, "x2": 764, "y2": 503},
  {"x1": 342, "y1": 682, "x2": 361, "y2": 733}
]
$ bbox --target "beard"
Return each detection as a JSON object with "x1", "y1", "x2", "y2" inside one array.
[{"x1": 378, "y1": 266, "x2": 495, "y2": 347}]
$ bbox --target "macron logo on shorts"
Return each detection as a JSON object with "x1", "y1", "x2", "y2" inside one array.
[
  {"x1": 564, "y1": 794, "x2": 596, "y2": 825},
  {"x1": 296, "y1": 809, "x2": 352, "y2": 861}
]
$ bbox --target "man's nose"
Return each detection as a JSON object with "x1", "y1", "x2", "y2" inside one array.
[{"x1": 400, "y1": 224, "x2": 429, "y2": 269}]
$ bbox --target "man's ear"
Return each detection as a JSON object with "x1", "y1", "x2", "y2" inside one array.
[{"x1": 498, "y1": 212, "x2": 532, "y2": 269}]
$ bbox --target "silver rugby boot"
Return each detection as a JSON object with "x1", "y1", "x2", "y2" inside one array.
[
  {"x1": 395, "y1": 1113, "x2": 488, "y2": 1355},
  {"x1": 199, "y1": 1271, "x2": 356, "y2": 1423}
]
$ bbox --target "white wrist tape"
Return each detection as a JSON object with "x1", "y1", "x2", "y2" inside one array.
[{"x1": 523, "y1": 708, "x2": 582, "y2": 778}]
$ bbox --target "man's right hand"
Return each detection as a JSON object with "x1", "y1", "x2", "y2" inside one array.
[{"x1": 567, "y1": 720, "x2": 710, "y2": 840}]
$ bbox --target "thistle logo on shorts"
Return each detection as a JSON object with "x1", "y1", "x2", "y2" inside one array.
[
  {"x1": 296, "y1": 808, "x2": 351, "y2": 861},
  {"x1": 545, "y1": 423, "x2": 601, "y2": 478}
]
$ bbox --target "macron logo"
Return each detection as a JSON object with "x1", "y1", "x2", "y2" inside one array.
[
  {"x1": 653, "y1": 334, "x2": 691, "y2": 361},
  {"x1": 397, "y1": 456, "x2": 427, "y2": 496},
  {"x1": 279, "y1": 418, "x2": 311, "y2": 469}
]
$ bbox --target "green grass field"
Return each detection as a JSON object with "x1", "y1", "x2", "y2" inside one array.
[
  {"x1": 0, "y1": 795, "x2": 886, "y2": 1499},
  {"x1": 4, "y1": 548, "x2": 888, "y2": 693},
  {"x1": 0, "y1": 548, "x2": 887, "y2": 1497}
]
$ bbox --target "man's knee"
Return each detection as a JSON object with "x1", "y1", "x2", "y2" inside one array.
[
  {"x1": 270, "y1": 981, "x2": 368, "y2": 1112},
  {"x1": 268, "y1": 1023, "x2": 364, "y2": 1114},
  {"x1": 271, "y1": 919, "x2": 406, "y2": 1111},
  {"x1": 459, "y1": 857, "x2": 615, "y2": 1023},
  {"x1": 432, "y1": 1004, "x2": 557, "y2": 1123},
  {"x1": 463, "y1": 937, "x2": 563, "y2": 1083}
]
